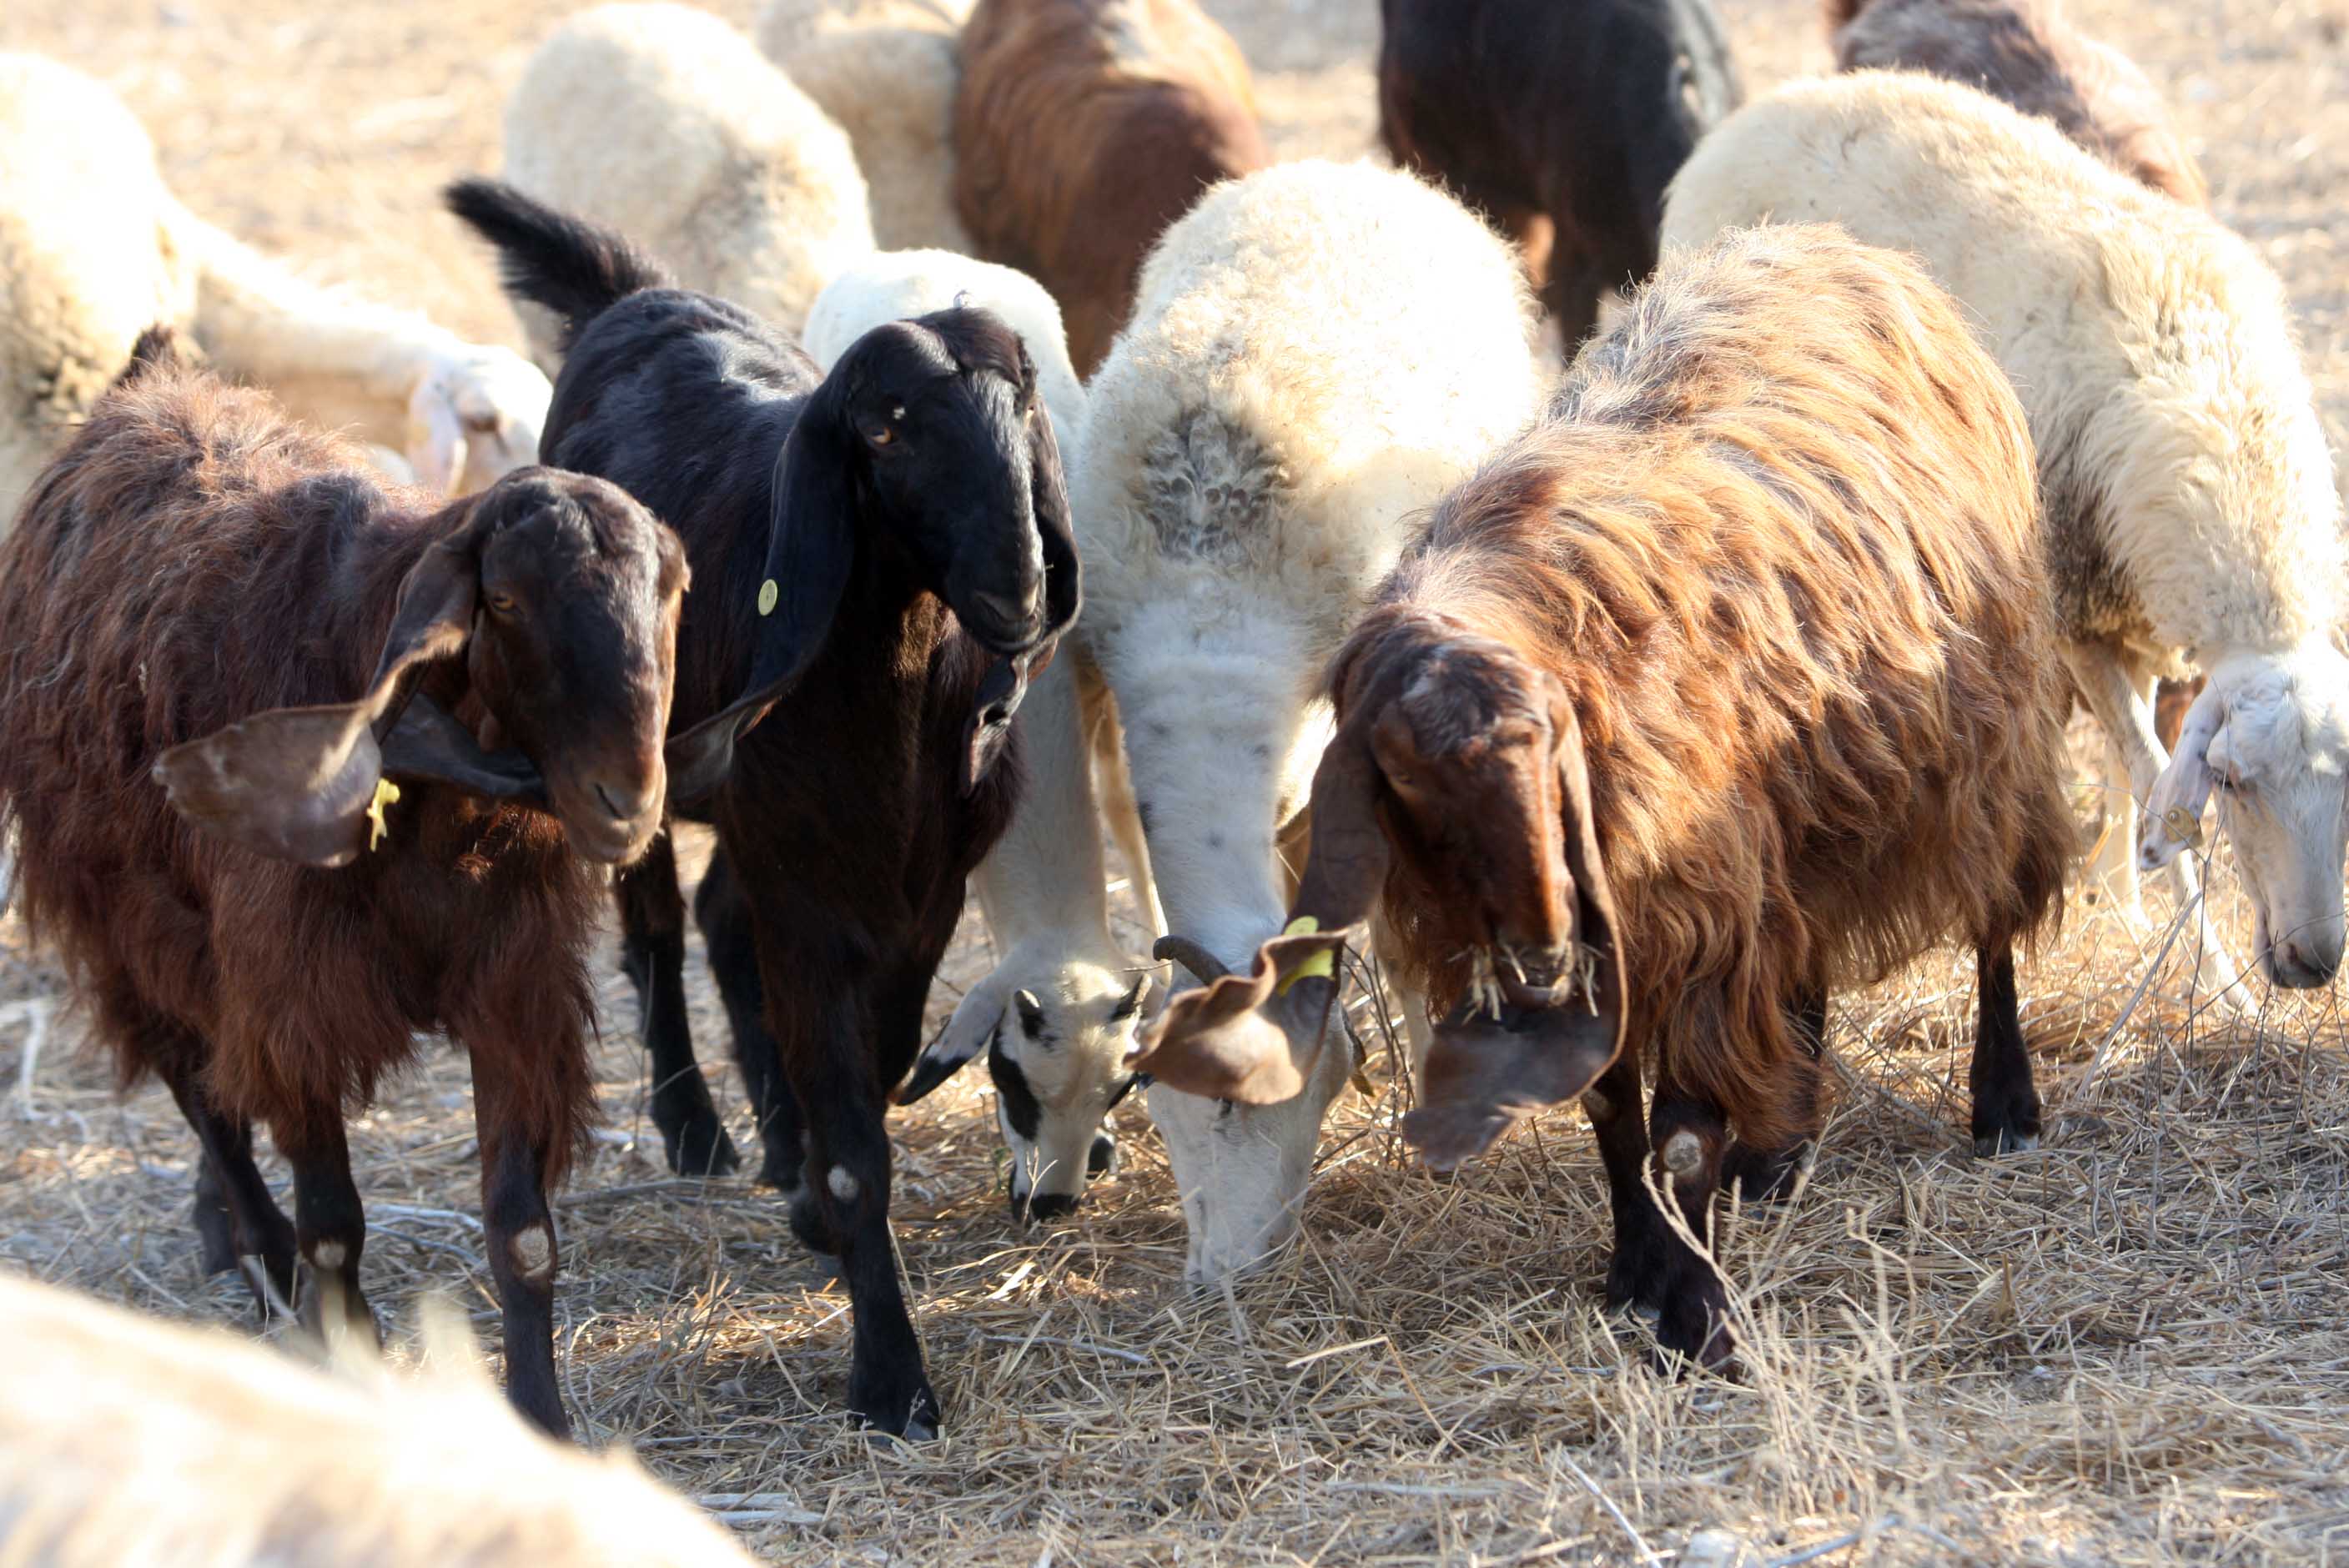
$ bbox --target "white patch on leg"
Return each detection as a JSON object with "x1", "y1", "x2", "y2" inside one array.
[
  {"x1": 308, "y1": 1239, "x2": 347, "y2": 1271},
  {"x1": 1661, "y1": 1130, "x2": 1703, "y2": 1176},
  {"x1": 509, "y1": 1222, "x2": 554, "y2": 1283},
  {"x1": 827, "y1": 1165, "x2": 860, "y2": 1203}
]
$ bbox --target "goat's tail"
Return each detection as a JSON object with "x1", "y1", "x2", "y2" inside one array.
[
  {"x1": 113, "y1": 324, "x2": 182, "y2": 390},
  {"x1": 443, "y1": 178, "x2": 670, "y2": 355}
]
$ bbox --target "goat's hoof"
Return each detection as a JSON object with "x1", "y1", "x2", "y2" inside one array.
[
  {"x1": 851, "y1": 1371, "x2": 943, "y2": 1442},
  {"x1": 1719, "y1": 1140, "x2": 1809, "y2": 1202},
  {"x1": 1970, "y1": 1094, "x2": 2043, "y2": 1158},
  {"x1": 661, "y1": 1113, "x2": 740, "y2": 1179},
  {"x1": 192, "y1": 1199, "x2": 239, "y2": 1278}
]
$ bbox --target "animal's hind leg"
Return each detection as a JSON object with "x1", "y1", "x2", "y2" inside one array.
[
  {"x1": 697, "y1": 849, "x2": 807, "y2": 1195},
  {"x1": 1970, "y1": 936, "x2": 2041, "y2": 1156},
  {"x1": 279, "y1": 1110, "x2": 378, "y2": 1349},
  {"x1": 158, "y1": 1052, "x2": 294, "y2": 1317},
  {"x1": 1719, "y1": 986, "x2": 1826, "y2": 1201},
  {"x1": 618, "y1": 831, "x2": 738, "y2": 1177}
]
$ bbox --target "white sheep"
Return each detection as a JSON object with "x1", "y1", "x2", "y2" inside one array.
[
  {"x1": 0, "y1": 53, "x2": 548, "y2": 526},
  {"x1": 756, "y1": 0, "x2": 974, "y2": 254},
  {"x1": 1662, "y1": 72, "x2": 2349, "y2": 1002},
  {"x1": 802, "y1": 249, "x2": 1157, "y2": 1219},
  {"x1": 1074, "y1": 158, "x2": 1542, "y2": 1282},
  {"x1": 0, "y1": 1275, "x2": 756, "y2": 1566},
  {"x1": 500, "y1": 4, "x2": 875, "y2": 365}
]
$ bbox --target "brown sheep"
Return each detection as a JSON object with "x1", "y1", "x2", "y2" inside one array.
[
  {"x1": 952, "y1": 0, "x2": 1270, "y2": 375},
  {"x1": 1828, "y1": 0, "x2": 2206, "y2": 204},
  {"x1": 0, "y1": 330, "x2": 687, "y2": 1435},
  {"x1": 1138, "y1": 225, "x2": 2075, "y2": 1367}
]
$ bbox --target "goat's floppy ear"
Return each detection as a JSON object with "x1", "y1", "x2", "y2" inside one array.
[
  {"x1": 1404, "y1": 698, "x2": 1627, "y2": 1170},
  {"x1": 406, "y1": 376, "x2": 468, "y2": 496},
  {"x1": 664, "y1": 407, "x2": 858, "y2": 804},
  {"x1": 153, "y1": 509, "x2": 497, "y2": 866},
  {"x1": 1029, "y1": 397, "x2": 1082, "y2": 643},
  {"x1": 2140, "y1": 681, "x2": 2224, "y2": 871},
  {"x1": 898, "y1": 972, "x2": 1006, "y2": 1104},
  {"x1": 1291, "y1": 703, "x2": 1396, "y2": 931}
]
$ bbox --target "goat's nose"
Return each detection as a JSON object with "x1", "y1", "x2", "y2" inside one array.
[
  {"x1": 593, "y1": 780, "x2": 658, "y2": 822},
  {"x1": 1018, "y1": 1190, "x2": 1079, "y2": 1224},
  {"x1": 2279, "y1": 936, "x2": 2342, "y2": 988},
  {"x1": 973, "y1": 585, "x2": 1041, "y2": 632}
]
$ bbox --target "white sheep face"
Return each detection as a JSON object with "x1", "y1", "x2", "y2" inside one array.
[
  {"x1": 2143, "y1": 644, "x2": 2349, "y2": 986},
  {"x1": 991, "y1": 972, "x2": 1148, "y2": 1221},
  {"x1": 405, "y1": 346, "x2": 553, "y2": 496}
]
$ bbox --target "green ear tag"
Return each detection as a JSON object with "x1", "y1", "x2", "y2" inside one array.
[
  {"x1": 1276, "y1": 915, "x2": 1335, "y2": 995},
  {"x1": 757, "y1": 579, "x2": 779, "y2": 616},
  {"x1": 366, "y1": 777, "x2": 401, "y2": 852}
]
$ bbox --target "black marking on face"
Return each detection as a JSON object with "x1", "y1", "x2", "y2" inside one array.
[{"x1": 988, "y1": 1026, "x2": 1044, "y2": 1142}]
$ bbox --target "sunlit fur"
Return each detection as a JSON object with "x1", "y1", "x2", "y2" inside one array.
[
  {"x1": 1828, "y1": 0, "x2": 2206, "y2": 204},
  {"x1": 1074, "y1": 158, "x2": 1541, "y2": 1283},
  {"x1": 500, "y1": 4, "x2": 873, "y2": 369},
  {"x1": 1358, "y1": 224, "x2": 2073, "y2": 1150},
  {"x1": 953, "y1": 0, "x2": 1270, "y2": 374}
]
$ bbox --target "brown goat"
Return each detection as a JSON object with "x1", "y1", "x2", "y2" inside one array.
[
  {"x1": 953, "y1": 0, "x2": 1270, "y2": 374},
  {"x1": 1829, "y1": 0, "x2": 2206, "y2": 204},
  {"x1": 0, "y1": 332, "x2": 687, "y2": 1435},
  {"x1": 1139, "y1": 225, "x2": 2075, "y2": 1367}
]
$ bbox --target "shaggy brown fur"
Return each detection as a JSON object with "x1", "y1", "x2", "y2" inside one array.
[
  {"x1": 1829, "y1": 0, "x2": 2206, "y2": 204},
  {"x1": 1149, "y1": 225, "x2": 2073, "y2": 1365},
  {"x1": 953, "y1": 0, "x2": 1269, "y2": 374},
  {"x1": 0, "y1": 337, "x2": 685, "y2": 1435}
]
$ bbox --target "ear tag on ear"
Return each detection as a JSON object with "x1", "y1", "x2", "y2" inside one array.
[
  {"x1": 2161, "y1": 804, "x2": 2203, "y2": 851},
  {"x1": 366, "y1": 777, "x2": 401, "y2": 852},
  {"x1": 757, "y1": 580, "x2": 779, "y2": 617},
  {"x1": 1276, "y1": 915, "x2": 1336, "y2": 996}
]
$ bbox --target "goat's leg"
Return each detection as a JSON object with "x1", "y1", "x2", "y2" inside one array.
[
  {"x1": 1969, "y1": 936, "x2": 2041, "y2": 1156},
  {"x1": 1719, "y1": 986, "x2": 1826, "y2": 1201},
  {"x1": 1541, "y1": 241, "x2": 1609, "y2": 359},
  {"x1": 279, "y1": 1111, "x2": 378, "y2": 1348},
  {"x1": 1590, "y1": 1052, "x2": 1734, "y2": 1367},
  {"x1": 617, "y1": 832, "x2": 737, "y2": 1177},
  {"x1": 159, "y1": 1056, "x2": 294, "y2": 1316},
  {"x1": 783, "y1": 981, "x2": 939, "y2": 1440},
  {"x1": 1077, "y1": 654, "x2": 1164, "y2": 937},
  {"x1": 463, "y1": 1040, "x2": 570, "y2": 1439},
  {"x1": 697, "y1": 850, "x2": 807, "y2": 1194}
]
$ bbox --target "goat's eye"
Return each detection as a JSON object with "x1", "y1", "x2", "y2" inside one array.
[
  {"x1": 485, "y1": 591, "x2": 519, "y2": 616},
  {"x1": 866, "y1": 425, "x2": 896, "y2": 449},
  {"x1": 462, "y1": 412, "x2": 500, "y2": 437}
]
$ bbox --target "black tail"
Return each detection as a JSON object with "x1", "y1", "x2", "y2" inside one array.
[
  {"x1": 444, "y1": 178, "x2": 672, "y2": 356},
  {"x1": 113, "y1": 324, "x2": 183, "y2": 390}
]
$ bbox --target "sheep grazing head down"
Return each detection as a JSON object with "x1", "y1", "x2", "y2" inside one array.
[
  {"x1": 156, "y1": 470, "x2": 687, "y2": 870},
  {"x1": 2142, "y1": 641, "x2": 2349, "y2": 988},
  {"x1": 1134, "y1": 626, "x2": 1628, "y2": 1275},
  {"x1": 407, "y1": 344, "x2": 555, "y2": 496}
]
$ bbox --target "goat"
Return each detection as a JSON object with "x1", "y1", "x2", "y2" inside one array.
[
  {"x1": 1377, "y1": 0, "x2": 1742, "y2": 353},
  {"x1": 0, "y1": 329, "x2": 687, "y2": 1435},
  {"x1": 1663, "y1": 73, "x2": 2349, "y2": 1000},
  {"x1": 1828, "y1": 0, "x2": 2206, "y2": 204},
  {"x1": 1139, "y1": 224, "x2": 2075, "y2": 1365},
  {"x1": 953, "y1": 0, "x2": 1270, "y2": 376},
  {"x1": 1074, "y1": 158, "x2": 1541, "y2": 1283},
  {"x1": 0, "y1": 1274, "x2": 757, "y2": 1565},
  {"x1": 448, "y1": 179, "x2": 1078, "y2": 1440}
]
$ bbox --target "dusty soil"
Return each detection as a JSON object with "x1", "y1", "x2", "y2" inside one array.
[{"x1": 3, "y1": 1, "x2": 2346, "y2": 1564}]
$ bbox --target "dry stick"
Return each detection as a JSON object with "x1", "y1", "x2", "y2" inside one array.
[{"x1": 1554, "y1": 1450, "x2": 1659, "y2": 1565}]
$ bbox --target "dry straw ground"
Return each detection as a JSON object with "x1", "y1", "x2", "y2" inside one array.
[{"x1": 3, "y1": 0, "x2": 2347, "y2": 1564}]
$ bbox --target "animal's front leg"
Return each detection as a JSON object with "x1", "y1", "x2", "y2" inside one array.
[
  {"x1": 696, "y1": 849, "x2": 806, "y2": 1191},
  {"x1": 158, "y1": 1046, "x2": 294, "y2": 1318},
  {"x1": 281, "y1": 1109, "x2": 379, "y2": 1349},
  {"x1": 618, "y1": 833, "x2": 739, "y2": 1177},
  {"x1": 465, "y1": 1041, "x2": 571, "y2": 1439}
]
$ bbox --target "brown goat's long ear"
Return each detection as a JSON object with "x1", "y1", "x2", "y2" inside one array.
[
  {"x1": 1128, "y1": 927, "x2": 1355, "y2": 1103},
  {"x1": 1404, "y1": 700, "x2": 1627, "y2": 1169},
  {"x1": 1290, "y1": 705, "x2": 1393, "y2": 930},
  {"x1": 663, "y1": 410, "x2": 857, "y2": 804},
  {"x1": 153, "y1": 510, "x2": 495, "y2": 867}
]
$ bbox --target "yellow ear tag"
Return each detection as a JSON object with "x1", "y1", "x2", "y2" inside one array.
[
  {"x1": 757, "y1": 579, "x2": 779, "y2": 617},
  {"x1": 2161, "y1": 804, "x2": 2203, "y2": 851},
  {"x1": 1276, "y1": 915, "x2": 1335, "y2": 995},
  {"x1": 366, "y1": 777, "x2": 401, "y2": 852}
]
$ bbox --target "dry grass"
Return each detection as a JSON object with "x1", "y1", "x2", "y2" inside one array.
[{"x1": 3, "y1": 0, "x2": 2348, "y2": 1563}]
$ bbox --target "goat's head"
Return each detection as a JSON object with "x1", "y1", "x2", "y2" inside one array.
[
  {"x1": 661, "y1": 306, "x2": 1081, "y2": 802},
  {"x1": 2142, "y1": 641, "x2": 2349, "y2": 988},
  {"x1": 898, "y1": 960, "x2": 1150, "y2": 1222},
  {"x1": 154, "y1": 469, "x2": 687, "y2": 869},
  {"x1": 1136, "y1": 622, "x2": 1625, "y2": 1224},
  {"x1": 405, "y1": 343, "x2": 553, "y2": 496}
]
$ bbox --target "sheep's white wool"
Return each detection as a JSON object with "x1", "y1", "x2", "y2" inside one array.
[
  {"x1": 1076, "y1": 158, "x2": 1542, "y2": 1283},
  {"x1": 1662, "y1": 72, "x2": 2349, "y2": 995},
  {"x1": 0, "y1": 53, "x2": 549, "y2": 531},
  {"x1": 501, "y1": 5, "x2": 874, "y2": 366}
]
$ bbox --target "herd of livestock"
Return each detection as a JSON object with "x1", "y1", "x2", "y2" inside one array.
[{"x1": 0, "y1": 0, "x2": 2341, "y2": 1469}]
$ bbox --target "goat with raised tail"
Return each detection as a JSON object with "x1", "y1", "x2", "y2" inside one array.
[
  {"x1": 0, "y1": 329, "x2": 687, "y2": 1435},
  {"x1": 1139, "y1": 226, "x2": 2075, "y2": 1366},
  {"x1": 447, "y1": 179, "x2": 1078, "y2": 1440}
]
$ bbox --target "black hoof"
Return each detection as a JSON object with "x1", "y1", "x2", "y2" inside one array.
[
  {"x1": 660, "y1": 1111, "x2": 741, "y2": 1179},
  {"x1": 851, "y1": 1369, "x2": 942, "y2": 1441},
  {"x1": 1607, "y1": 1237, "x2": 1733, "y2": 1375},
  {"x1": 1970, "y1": 1089, "x2": 2042, "y2": 1158}
]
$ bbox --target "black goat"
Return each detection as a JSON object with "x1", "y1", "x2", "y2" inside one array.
[
  {"x1": 1377, "y1": 0, "x2": 1742, "y2": 350},
  {"x1": 446, "y1": 179, "x2": 1079, "y2": 1440},
  {"x1": 0, "y1": 329, "x2": 687, "y2": 1435}
]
